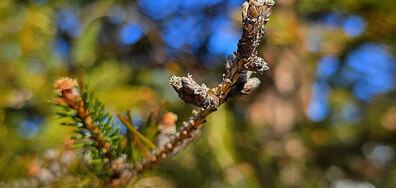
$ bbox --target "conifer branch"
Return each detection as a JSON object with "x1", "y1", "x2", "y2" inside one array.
[
  {"x1": 132, "y1": 0, "x2": 275, "y2": 175},
  {"x1": 51, "y1": 0, "x2": 275, "y2": 185},
  {"x1": 53, "y1": 77, "x2": 121, "y2": 161}
]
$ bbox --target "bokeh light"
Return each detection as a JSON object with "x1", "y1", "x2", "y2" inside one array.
[
  {"x1": 119, "y1": 24, "x2": 143, "y2": 45},
  {"x1": 343, "y1": 15, "x2": 366, "y2": 37}
]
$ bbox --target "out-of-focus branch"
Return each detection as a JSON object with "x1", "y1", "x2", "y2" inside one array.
[
  {"x1": 53, "y1": 78, "x2": 114, "y2": 160},
  {"x1": 132, "y1": 0, "x2": 274, "y2": 175},
  {"x1": 53, "y1": 78, "x2": 129, "y2": 186}
]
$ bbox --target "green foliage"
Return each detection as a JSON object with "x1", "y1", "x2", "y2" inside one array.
[
  {"x1": 51, "y1": 78, "x2": 168, "y2": 185},
  {"x1": 53, "y1": 82, "x2": 122, "y2": 168}
]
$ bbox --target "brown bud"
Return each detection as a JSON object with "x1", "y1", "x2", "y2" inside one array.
[
  {"x1": 169, "y1": 74, "x2": 217, "y2": 108},
  {"x1": 248, "y1": 4, "x2": 260, "y2": 19},
  {"x1": 246, "y1": 56, "x2": 269, "y2": 73},
  {"x1": 54, "y1": 77, "x2": 77, "y2": 94},
  {"x1": 161, "y1": 112, "x2": 178, "y2": 127},
  {"x1": 242, "y1": 77, "x2": 261, "y2": 94},
  {"x1": 54, "y1": 77, "x2": 80, "y2": 106}
]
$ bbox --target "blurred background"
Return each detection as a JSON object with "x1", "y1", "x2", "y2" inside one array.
[{"x1": 1, "y1": 0, "x2": 396, "y2": 187}]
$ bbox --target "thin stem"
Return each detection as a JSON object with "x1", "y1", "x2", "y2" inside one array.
[
  {"x1": 117, "y1": 114, "x2": 157, "y2": 150},
  {"x1": 125, "y1": 114, "x2": 150, "y2": 158}
]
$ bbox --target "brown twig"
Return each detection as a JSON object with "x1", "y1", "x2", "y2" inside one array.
[{"x1": 132, "y1": 0, "x2": 274, "y2": 174}]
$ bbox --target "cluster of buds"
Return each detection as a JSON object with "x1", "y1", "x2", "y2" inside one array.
[
  {"x1": 110, "y1": 155, "x2": 136, "y2": 186},
  {"x1": 169, "y1": 74, "x2": 218, "y2": 109},
  {"x1": 157, "y1": 112, "x2": 177, "y2": 147}
]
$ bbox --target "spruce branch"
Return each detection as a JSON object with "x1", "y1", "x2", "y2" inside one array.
[
  {"x1": 52, "y1": 77, "x2": 121, "y2": 161},
  {"x1": 133, "y1": 0, "x2": 274, "y2": 175}
]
